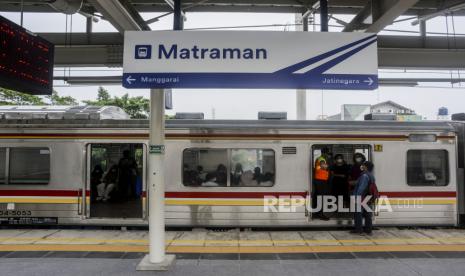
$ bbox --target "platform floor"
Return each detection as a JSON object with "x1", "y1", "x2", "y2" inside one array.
[
  {"x1": 0, "y1": 227, "x2": 465, "y2": 255},
  {"x1": 3, "y1": 257, "x2": 465, "y2": 276},
  {"x1": 2, "y1": 228, "x2": 465, "y2": 275}
]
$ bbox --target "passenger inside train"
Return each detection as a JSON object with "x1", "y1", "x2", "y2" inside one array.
[
  {"x1": 312, "y1": 144, "x2": 371, "y2": 219},
  {"x1": 182, "y1": 148, "x2": 275, "y2": 187},
  {"x1": 330, "y1": 154, "x2": 350, "y2": 207},
  {"x1": 96, "y1": 165, "x2": 118, "y2": 202},
  {"x1": 89, "y1": 144, "x2": 143, "y2": 218},
  {"x1": 202, "y1": 173, "x2": 220, "y2": 187}
]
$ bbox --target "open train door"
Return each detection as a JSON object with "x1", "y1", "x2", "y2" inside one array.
[
  {"x1": 85, "y1": 143, "x2": 146, "y2": 220},
  {"x1": 309, "y1": 144, "x2": 372, "y2": 222}
]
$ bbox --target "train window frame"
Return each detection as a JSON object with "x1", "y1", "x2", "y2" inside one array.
[
  {"x1": 182, "y1": 148, "x2": 276, "y2": 188},
  {"x1": 182, "y1": 148, "x2": 229, "y2": 187},
  {"x1": 406, "y1": 149, "x2": 449, "y2": 187},
  {"x1": 311, "y1": 144, "x2": 372, "y2": 165},
  {"x1": 7, "y1": 147, "x2": 51, "y2": 185},
  {"x1": 230, "y1": 148, "x2": 276, "y2": 187},
  {"x1": 0, "y1": 148, "x2": 6, "y2": 184}
]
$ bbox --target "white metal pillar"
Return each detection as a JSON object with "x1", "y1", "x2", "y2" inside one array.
[
  {"x1": 296, "y1": 13, "x2": 308, "y2": 120},
  {"x1": 296, "y1": 90, "x2": 307, "y2": 120},
  {"x1": 149, "y1": 88, "x2": 165, "y2": 262},
  {"x1": 137, "y1": 89, "x2": 175, "y2": 270}
]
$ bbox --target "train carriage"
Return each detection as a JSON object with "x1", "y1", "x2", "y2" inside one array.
[{"x1": 0, "y1": 108, "x2": 463, "y2": 227}]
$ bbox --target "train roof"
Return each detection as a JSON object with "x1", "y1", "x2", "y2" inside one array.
[
  {"x1": 0, "y1": 105, "x2": 130, "y2": 120},
  {"x1": 0, "y1": 118, "x2": 458, "y2": 133}
]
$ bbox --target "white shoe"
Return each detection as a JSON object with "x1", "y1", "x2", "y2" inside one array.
[{"x1": 96, "y1": 197, "x2": 103, "y2": 201}]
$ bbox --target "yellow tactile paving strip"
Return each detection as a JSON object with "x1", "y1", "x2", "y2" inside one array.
[
  {"x1": 1, "y1": 237, "x2": 465, "y2": 245},
  {"x1": 1, "y1": 244, "x2": 465, "y2": 254},
  {"x1": 1, "y1": 231, "x2": 465, "y2": 253}
]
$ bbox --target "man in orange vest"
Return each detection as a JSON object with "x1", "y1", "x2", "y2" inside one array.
[{"x1": 312, "y1": 147, "x2": 331, "y2": 220}]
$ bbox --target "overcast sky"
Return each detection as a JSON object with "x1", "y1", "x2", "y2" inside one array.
[{"x1": 1, "y1": 11, "x2": 465, "y2": 119}]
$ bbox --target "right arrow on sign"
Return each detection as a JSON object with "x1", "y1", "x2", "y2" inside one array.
[{"x1": 364, "y1": 77, "x2": 374, "y2": 86}]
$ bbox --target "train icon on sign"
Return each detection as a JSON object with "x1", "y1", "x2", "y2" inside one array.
[{"x1": 135, "y1": 45, "x2": 152, "y2": 59}]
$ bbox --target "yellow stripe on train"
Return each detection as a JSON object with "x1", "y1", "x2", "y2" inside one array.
[{"x1": 0, "y1": 197, "x2": 457, "y2": 206}]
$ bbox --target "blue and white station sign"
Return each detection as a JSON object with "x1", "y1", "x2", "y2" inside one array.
[{"x1": 122, "y1": 31, "x2": 378, "y2": 90}]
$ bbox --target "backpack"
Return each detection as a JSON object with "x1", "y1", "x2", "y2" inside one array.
[
  {"x1": 363, "y1": 174, "x2": 380, "y2": 205},
  {"x1": 367, "y1": 181, "x2": 380, "y2": 204}
]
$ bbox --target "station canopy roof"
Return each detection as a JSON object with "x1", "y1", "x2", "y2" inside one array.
[
  {"x1": 2, "y1": 0, "x2": 465, "y2": 70},
  {"x1": 1, "y1": 0, "x2": 464, "y2": 15}
]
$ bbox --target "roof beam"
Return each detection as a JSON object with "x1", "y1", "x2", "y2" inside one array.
[
  {"x1": 343, "y1": 1, "x2": 373, "y2": 32},
  {"x1": 51, "y1": 47, "x2": 465, "y2": 70},
  {"x1": 38, "y1": 32, "x2": 465, "y2": 48},
  {"x1": 412, "y1": 0, "x2": 465, "y2": 25},
  {"x1": 86, "y1": 0, "x2": 148, "y2": 33},
  {"x1": 3, "y1": 1, "x2": 465, "y2": 16},
  {"x1": 1, "y1": 0, "x2": 460, "y2": 14},
  {"x1": 343, "y1": 0, "x2": 419, "y2": 33},
  {"x1": 378, "y1": 48, "x2": 465, "y2": 69},
  {"x1": 366, "y1": 0, "x2": 419, "y2": 33}
]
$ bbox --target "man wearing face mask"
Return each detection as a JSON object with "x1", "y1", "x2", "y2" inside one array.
[
  {"x1": 351, "y1": 161, "x2": 375, "y2": 235},
  {"x1": 349, "y1": 153, "x2": 366, "y2": 192},
  {"x1": 330, "y1": 154, "x2": 350, "y2": 207}
]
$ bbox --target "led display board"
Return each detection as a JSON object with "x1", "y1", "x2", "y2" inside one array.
[{"x1": 0, "y1": 15, "x2": 54, "y2": 95}]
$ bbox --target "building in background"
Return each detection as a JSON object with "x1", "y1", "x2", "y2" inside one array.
[
  {"x1": 437, "y1": 107, "x2": 449, "y2": 120},
  {"x1": 316, "y1": 114, "x2": 328, "y2": 120},
  {"x1": 328, "y1": 101, "x2": 423, "y2": 121},
  {"x1": 370, "y1": 100, "x2": 415, "y2": 115},
  {"x1": 327, "y1": 104, "x2": 371, "y2": 120}
]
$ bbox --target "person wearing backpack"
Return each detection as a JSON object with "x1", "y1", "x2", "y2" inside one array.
[{"x1": 350, "y1": 161, "x2": 376, "y2": 235}]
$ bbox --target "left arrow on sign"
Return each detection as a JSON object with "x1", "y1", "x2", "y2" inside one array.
[{"x1": 126, "y1": 76, "x2": 136, "y2": 85}]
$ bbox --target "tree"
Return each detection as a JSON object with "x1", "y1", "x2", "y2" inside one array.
[
  {"x1": 47, "y1": 91, "x2": 78, "y2": 106},
  {"x1": 0, "y1": 88, "x2": 46, "y2": 105},
  {"x1": 96, "y1": 86, "x2": 111, "y2": 102},
  {"x1": 0, "y1": 88, "x2": 78, "y2": 106},
  {"x1": 84, "y1": 86, "x2": 150, "y2": 119},
  {"x1": 0, "y1": 86, "x2": 150, "y2": 119}
]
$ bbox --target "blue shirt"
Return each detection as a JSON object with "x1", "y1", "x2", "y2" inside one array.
[{"x1": 353, "y1": 172, "x2": 375, "y2": 196}]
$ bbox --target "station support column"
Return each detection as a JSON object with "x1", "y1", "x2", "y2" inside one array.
[
  {"x1": 137, "y1": 89, "x2": 175, "y2": 270},
  {"x1": 296, "y1": 13, "x2": 308, "y2": 120},
  {"x1": 138, "y1": 0, "x2": 182, "y2": 269},
  {"x1": 149, "y1": 88, "x2": 165, "y2": 262}
]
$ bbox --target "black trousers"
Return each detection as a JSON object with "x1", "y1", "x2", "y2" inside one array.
[
  {"x1": 312, "y1": 179, "x2": 329, "y2": 213},
  {"x1": 354, "y1": 207, "x2": 373, "y2": 233}
]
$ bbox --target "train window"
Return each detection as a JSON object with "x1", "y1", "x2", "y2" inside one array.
[
  {"x1": 183, "y1": 149, "x2": 228, "y2": 187},
  {"x1": 231, "y1": 149, "x2": 275, "y2": 187},
  {"x1": 407, "y1": 150, "x2": 449, "y2": 186},
  {"x1": 0, "y1": 148, "x2": 5, "y2": 184},
  {"x1": 9, "y1": 148, "x2": 50, "y2": 185},
  {"x1": 312, "y1": 144, "x2": 371, "y2": 166}
]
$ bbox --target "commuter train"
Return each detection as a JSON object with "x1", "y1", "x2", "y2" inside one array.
[{"x1": 0, "y1": 107, "x2": 464, "y2": 228}]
